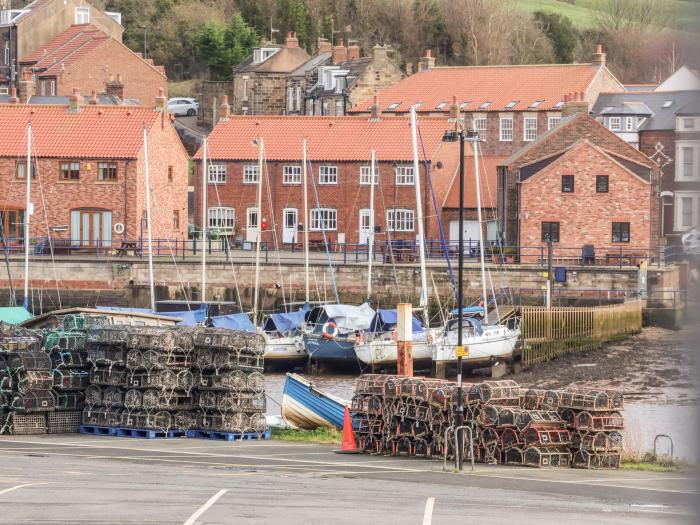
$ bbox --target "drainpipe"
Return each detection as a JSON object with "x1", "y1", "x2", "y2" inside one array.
[{"x1": 124, "y1": 159, "x2": 130, "y2": 238}]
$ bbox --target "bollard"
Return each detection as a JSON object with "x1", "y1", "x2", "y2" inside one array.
[{"x1": 396, "y1": 302, "x2": 413, "y2": 377}]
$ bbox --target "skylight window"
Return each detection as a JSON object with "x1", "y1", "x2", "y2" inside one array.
[
  {"x1": 529, "y1": 99, "x2": 544, "y2": 108},
  {"x1": 553, "y1": 100, "x2": 564, "y2": 109},
  {"x1": 662, "y1": 100, "x2": 674, "y2": 108},
  {"x1": 435, "y1": 101, "x2": 448, "y2": 109},
  {"x1": 505, "y1": 100, "x2": 518, "y2": 108},
  {"x1": 479, "y1": 101, "x2": 492, "y2": 109},
  {"x1": 387, "y1": 102, "x2": 401, "y2": 110},
  {"x1": 414, "y1": 101, "x2": 422, "y2": 108},
  {"x1": 602, "y1": 106, "x2": 614, "y2": 113},
  {"x1": 459, "y1": 101, "x2": 471, "y2": 109}
]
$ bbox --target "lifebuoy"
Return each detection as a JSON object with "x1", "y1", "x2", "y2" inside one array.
[
  {"x1": 114, "y1": 222, "x2": 125, "y2": 234},
  {"x1": 322, "y1": 321, "x2": 338, "y2": 339}
]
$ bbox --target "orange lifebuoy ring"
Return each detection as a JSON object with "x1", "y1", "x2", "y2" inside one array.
[{"x1": 322, "y1": 321, "x2": 338, "y2": 339}]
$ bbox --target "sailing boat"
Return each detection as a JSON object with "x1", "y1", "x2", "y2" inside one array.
[
  {"x1": 430, "y1": 127, "x2": 520, "y2": 370},
  {"x1": 353, "y1": 108, "x2": 433, "y2": 370}
]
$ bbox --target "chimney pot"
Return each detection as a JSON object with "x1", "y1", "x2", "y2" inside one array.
[
  {"x1": 449, "y1": 94, "x2": 460, "y2": 120},
  {"x1": 219, "y1": 94, "x2": 231, "y2": 122},
  {"x1": 370, "y1": 95, "x2": 381, "y2": 120},
  {"x1": 8, "y1": 87, "x2": 18, "y2": 104},
  {"x1": 425, "y1": 49, "x2": 431, "y2": 58},
  {"x1": 592, "y1": 43, "x2": 606, "y2": 67},
  {"x1": 347, "y1": 40, "x2": 360, "y2": 61},
  {"x1": 418, "y1": 49, "x2": 435, "y2": 72},
  {"x1": 68, "y1": 87, "x2": 81, "y2": 112},
  {"x1": 285, "y1": 31, "x2": 299, "y2": 48},
  {"x1": 331, "y1": 39, "x2": 347, "y2": 64},
  {"x1": 89, "y1": 90, "x2": 98, "y2": 104},
  {"x1": 318, "y1": 37, "x2": 332, "y2": 54},
  {"x1": 18, "y1": 68, "x2": 35, "y2": 104},
  {"x1": 155, "y1": 87, "x2": 166, "y2": 112},
  {"x1": 596, "y1": 44, "x2": 603, "y2": 54}
]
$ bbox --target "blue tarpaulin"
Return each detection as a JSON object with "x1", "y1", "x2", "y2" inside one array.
[
  {"x1": 451, "y1": 306, "x2": 485, "y2": 316},
  {"x1": 96, "y1": 306, "x2": 152, "y2": 314},
  {"x1": 369, "y1": 308, "x2": 425, "y2": 334},
  {"x1": 211, "y1": 313, "x2": 256, "y2": 332},
  {"x1": 263, "y1": 310, "x2": 307, "y2": 335}
]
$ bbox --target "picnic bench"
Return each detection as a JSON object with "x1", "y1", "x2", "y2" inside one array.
[{"x1": 115, "y1": 241, "x2": 142, "y2": 257}]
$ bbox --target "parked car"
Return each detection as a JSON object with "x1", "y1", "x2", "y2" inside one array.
[
  {"x1": 167, "y1": 98, "x2": 198, "y2": 116},
  {"x1": 682, "y1": 225, "x2": 700, "y2": 256}
]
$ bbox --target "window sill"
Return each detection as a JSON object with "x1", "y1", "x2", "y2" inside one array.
[
  {"x1": 95, "y1": 180, "x2": 119, "y2": 184},
  {"x1": 208, "y1": 181, "x2": 227, "y2": 185},
  {"x1": 283, "y1": 182, "x2": 302, "y2": 185},
  {"x1": 242, "y1": 181, "x2": 259, "y2": 185},
  {"x1": 318, "y1": 183, "x2": 338, "y2": 185},
  {"x1": 57, "y1": 180, "x2": 81, "y2": 184}
]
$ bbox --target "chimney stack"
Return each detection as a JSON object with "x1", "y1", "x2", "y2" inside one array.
[
  {"x1": 418, "y1": 49, "x2": 435, "y2": 72},
  {"x1": 332, "y1": 39, "x2": 347, "y2": 64},
  {"x1": 8, "y1": 87, "x2": 19, "y2": 104},
  {"x1": 68, "y1": 87, "x2": 81, "y2": 113},
  {"x1": 154, "y1": 87, "x2": 166, "y2": 112},
  {"x1": 372, "y1": 45, "x2": 388, "y2": 62},
  {"x1": 347, "y1": 40, "x2": 360, "y2": 61},
  {"x1": 88, "y1": 90, "x2": 98, "y2": 105},
  {"x1": 449, "y1": 95, "x2": 460, "y2": 121},
  {"x1": 561, "y1": 91, "x2": 589, "y2": 117},
  {"x1": 318, "y1": 37, "x2": 332, "y2": 54},
  {"x1": 370, "y1": 95, "x2": 381, "y2": 120},
  {"x1": 285, "y1": 31, "x2": 299, "y2": 48},
  {"x1": 592, "y1": 44, "x2": 606, "y2": 67},
  {"x1": 18, "y1": 68, "x2": 35, "y2": 104},
  {"x1": 105, "y1": 73, "x2": 124, "y2": 99},
  {"x1": 219, "y1": 95, "x2": 231, "y2": 122},
  {"x1": 405, "y1": 62, "x2": 413, "y2": 76}
]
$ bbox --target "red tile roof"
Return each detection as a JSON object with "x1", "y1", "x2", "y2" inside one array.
[
  {"x1": 0, "y1": 105, "x2": 160, "y2": 158},
  {"x1": 350, "y1": 64, "x2": 601, "y2": 114},
  {"x1": 442, "y1": 154, "x2": 505, "y2": 209},
  {"x1": 194, "y1": 115, "x2": 453, "y2": 162}
]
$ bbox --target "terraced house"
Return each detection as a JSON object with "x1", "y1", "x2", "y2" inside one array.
[{"x1": 0, "y1": 93, "x2": 188, "y2": 249}]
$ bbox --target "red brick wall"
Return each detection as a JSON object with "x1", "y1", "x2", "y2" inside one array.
[
  {"x1": 54, "y1": 39, "x2": 167, "y2": 104},
  {"x1": 519, "y1": 142, "x2": 652, "y2": 254}
]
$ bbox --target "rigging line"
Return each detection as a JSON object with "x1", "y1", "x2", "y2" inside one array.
[
  {"x1": 163, "y1": 237, "x2": 191, "y2": 311},
  {"x1": 416, "y1": 122, "x2": 456, "y2": 294},
  {"x1": 262, "y1": 155, "x2": 287, "y2": 311},
  {"x1": 1, "y1": 158, "x2": 20, "y2": 306},
  {"x1": 305, "y1": 155, "x2": 339, "y2": 304},
  {"x1": 32, "y1": 148, "x2": 62, "y2": 309},
  {"x1": 374, "y1": 170, "x2": 404, "y2": 303},
  {"x1": 207, "y1": 149, "x2": 244, "y2": 313}
]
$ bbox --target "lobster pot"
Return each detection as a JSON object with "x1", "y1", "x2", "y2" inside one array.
[
  {"x1": 193, "y1": 328, "x2": 265, "y2": 354},
  {"x1": 126, "y1": 327, "x2": 170, "y2": 350},
  {"x1": 86, "y1": 326, "x2": 129, "y2": 347},
  {"x1": 47, "y1": 410, "x2": 82, "y2": 433},
  {"x1": 82, "y1": 406, "x2": 124, "y2": 427},
  {"x1": 0, "y1": 370, "x2": 12, "y2": 393},
  {"x1": 0, "y1": 392, "x2": 7, "y2": 409},
  {"x1": 126, "y1": 369, "x2": 193, "y2": 392},
  {"x1": 196, "y1": 370, "x2": 249, "y2": 391},
  {"x1": 140, "y1": 347, "x2": 193, "y2": 370},
  {"x1": 124, "y1": 389, "x2": 144, "y2": 410},
  {"x1": 43, "y1": 331, "x2": 86, "y2": 351},
  {"x1": 216, "y1": 392, "x2": 266, "y2": 413},
  {"x1": 504, "y1": 447, "x2": 525, "y2": 465},
  {"x1": 514, "y1": 410, "x2": 566, "y2": 431},
  {"x1": 198, "y1": 411, "x2": 267, "y2": 434},
  {"x1": 572, "y1": 450, "x2": 621, "y2": 469},
  {"x1": 523, "y1": 446, "x2": 571, "y2": 468},
  {"x1": 158, "y1": 329, "x2": 195, "y2": 353},
  {"x1": 53, "y1": 391, "x2": 85, "y2": 411},
  {"x1": 103, "y1": 386, "x2": 125, "y2": 408},
  {"x1": 53, "y1": 369, "x2": 90, "y2": 391},
  {"x1": 174, "y1": 410, "x2": 198, "y2": 431},
  {"x1": 62, "y1": 314, "x2": 87, "y2": 332},
  {"x1": 0, "y1": 336, "x2": 41, "y2": 352},
  {"x1": 11, "y1": 391, "x2": 55, "y2": 412},
  {"x1": 122, "y1": 409, "x2": 172, "y2": 431},
  {"x1": 468, "y1": 380, "x2": 520, "y2": 406},
  {"x1": 6, "y1": 413, "x2": 46, "y2": 435},
  {"x1": 90, "y1": 365, "x2": 126, "y2": 386},
  {"x1": 49, "y1": 350, "x2": 89, "y2": 370},
  {"x1": 523, "y1": 428, "x2": 571, "y2": 447},
  {"x1": 15, "y1": 371, "x2": 53, "y2": 393},
  {"x1": 351, "y1": 394, "x2": 387, "y2": 416},
  {"x1": 477, "y1": 406, "x2": 524, "y2": 428},
  {"x1": 87, "y1": 346, "x2": 127, "y2": 367},
  {"x1": 210, "y1": 348, "x2": 264, "y2": 372},
  {"x1": 0, "y1": 410, "x2": 7, "y2": 434},
  {"x1": 520, "y1": 389, "x2": 560, "y2": 411},
  {"x1": 560, "y1": 409, "x2": 624, "y2": 432},
  {"x1": 500, "y1": 428, "x2": 524, "y2": 449},
  {"x1": 571, "y1": 431, "x2": 623, "y2": 452},
  {"x1": 557, "y1": 388, "x2": 624, "y2": 411},
  {"x1": 5, "y1": 351, "x2": 52, "y2": 372},
  {"x1": 355, "y1": 374, "x2": 396, "y2": 395},
  {"x1": 84, "y1": 385, "x2": 104, "y2": 407},
  {"x1": 141, "y1": 389, "x2": 193, "y2": 411}
]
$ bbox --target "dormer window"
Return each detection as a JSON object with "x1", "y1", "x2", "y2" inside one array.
[
  {"x1": 553, "y1": 100, "x2": 564, "y2": 109},
  {"x1": 529, "y1": 100, "x2": 543, "y2": 108},
  {"x1": 505, "y1": 100, "x2": 518, "y2": 109},
  {"x1": 253, "y1": 48, "x2": 278, "y2": 64},
  {"x1": 435, "y1": 101, "x2": 448, "y2": 110},
  {"x1": 609, "y1": 117, "x2": 621, "y2": 131},
  {"x1": 75, "y1": 7, "x2": 89, "y2": 24},
  {"x1": 459, "y1": 101, "x2": 471, "y2": 109},
  {"x1": 479, "y1": 101, "x2": 492, "y2": 109}
]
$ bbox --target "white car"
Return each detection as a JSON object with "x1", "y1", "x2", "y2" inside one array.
[{"x1": 167, "y1": 98, "x2": 198, "y2": 117}]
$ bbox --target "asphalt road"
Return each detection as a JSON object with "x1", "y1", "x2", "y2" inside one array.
[{"x1": 0, "y1": 434, "x2": 695, "y2": 524}]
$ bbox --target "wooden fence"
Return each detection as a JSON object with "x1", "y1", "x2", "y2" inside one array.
[{"x1": 520, "y1": 301, "x2": 642, "y2": 366}]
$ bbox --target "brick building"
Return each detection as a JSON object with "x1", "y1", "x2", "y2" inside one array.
[
  {"x1": 19, "y1": 24, "x2": 167, "y2": 104},
  {"x1": 0, "y1": 93, "x2": 189, "y2": 247},
  {"x1": 286, "y1": 40, "x2": 404, "y2": 116},
  {"x1": 191, "y1": 113, "x2": 460, "y2": 246},
  {"x1": 498, "y1": 109, "x2": 660, "y2": 259},
  {"x1": 591, "y1": 90, "x2": 700, "y2": 238},
  {"x1": 349, "y1": 46, "x2": 624, "y2": 157},
  {"x1": 0, "y1": 0, "x2": 122, "y2": 92}
]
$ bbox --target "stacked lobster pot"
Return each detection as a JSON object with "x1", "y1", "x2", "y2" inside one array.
[
  {"x1": 44, "y1": 314, "x2": 92, "y2": 433},
  {"x1": 191, "y1": 327, "x2": 267, "y2": 435},
  {"x1": 0, "y1": 325, "x2": 53, "y2": 435}
]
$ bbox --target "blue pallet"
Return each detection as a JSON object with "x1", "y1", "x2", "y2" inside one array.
[
  {"x1": 79, "y1": 424, "x2": 118, "y2": 436},
  {"x1": 186, "y1": 429, "x2": 271, "y2": 442},
  {"x1": 115, "y1": 427, "x2": 186, "y2": 439}
]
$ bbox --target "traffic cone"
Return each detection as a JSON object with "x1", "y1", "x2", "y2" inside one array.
[{"x1": 334, "y1": 405, "x2": 359, "y2": 454}]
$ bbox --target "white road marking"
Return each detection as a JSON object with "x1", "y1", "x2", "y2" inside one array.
[
  {"x1": 0, "y1": 483, "x2": 45, "y2": 496},
  {"x1": 183, "y1": 489, "x2": 228, "y2": 525},
  {"x1": 422, "y1": 497, "x2": 435, "y2": 525}
]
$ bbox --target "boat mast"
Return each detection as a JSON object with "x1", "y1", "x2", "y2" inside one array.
[
  {"x1": 470, "y1": 139, "x2": 489, "y2": 324},
  {"x1": 143, "y1": 126, "x2": 156, "y2": 311},
  {"x1": 366, "y1": 149, "x2": 376, "y2": 301},
  {"x1": 201, "y1": 138, "x2": 208, "y2": 304},
  {"x1": 410, "y1": 106, "x2": 429, "y2": 324},
  {"x1": 252, "y1": 138, "x2": 264, "y2": 325},
  {"x1": 22, "y1": 122, "x2": 31, "y2": 310},
  {"x1": 302, "y1": 138, "x2": 310, "y2": 305}
]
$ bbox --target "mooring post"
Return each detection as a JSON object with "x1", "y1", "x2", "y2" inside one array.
[{"x1": 396, "y1": 302, "x2": 413, "y2": 377}]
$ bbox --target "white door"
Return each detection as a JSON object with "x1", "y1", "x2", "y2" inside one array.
[
  {"x1": 283, "y1": 208, "x2": 298, "y2": 244},
  {"x1": 359, "y1": 209, "x2": 372, "y2": 245},
  {"x1": 449, "y1": 220, "x2": 481, "y2": 252},
  {"x1": 246, "y1": 207, "x2": 259, "y2": 242}
]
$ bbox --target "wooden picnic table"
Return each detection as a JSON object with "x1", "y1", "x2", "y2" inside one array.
[{"x1": 115, "y1": 241, "x2": 142, "y2": 257}]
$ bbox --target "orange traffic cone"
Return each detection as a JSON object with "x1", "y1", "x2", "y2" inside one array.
[{"x1": 334, "y1": 406, "x2": 359, "y2": 454}]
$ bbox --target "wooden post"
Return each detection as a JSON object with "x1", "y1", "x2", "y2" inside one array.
[{"x1": 396, "y1": 302, "x2": 413, "y2": 377}]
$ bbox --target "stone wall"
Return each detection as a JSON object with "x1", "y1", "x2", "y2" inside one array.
[{"x1": 197, "y1": 81, "x2": 233, "y2": 129}]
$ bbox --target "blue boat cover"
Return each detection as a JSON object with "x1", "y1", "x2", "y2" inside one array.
[
  {"x1": 211, "y1": 313, "x2": 256, "y2": 332},
  {"x1": 0, "y1": 307, "x2": 32, "y2": 325},
  {"x1": 451, "y1": 306, "x2": 485, "y2": 316},
  {"x1": 263, "y1": 309, "x2": 307, "y2": 335},
  {"x1": 369, "y1": 309, "x2": 425, "y2": 333}
]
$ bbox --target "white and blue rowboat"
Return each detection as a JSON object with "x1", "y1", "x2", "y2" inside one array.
[
  {"x1": 281, "y1": 373, "x2": 349, "y2": 431},
  {"x1": 262, "y1": 310, "x2": 308, "y2": 369}
]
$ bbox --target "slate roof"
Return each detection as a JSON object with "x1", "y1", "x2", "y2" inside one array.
[{"x1": 591, "y1": 90, "x2": 699, "y2": 130}]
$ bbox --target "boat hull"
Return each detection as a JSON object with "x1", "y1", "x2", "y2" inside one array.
[
  {"x1": 432, "y1": 326, "x2": 520, "y2": 369},
  {"x1": 264, "y1": 335, "x2": 307, "y2": 368},
  {"x1": 281, "y1": 373, "x2": 347, "y2": 431},
  {"x1": 303, "y1": 334, "x2": 359, "y2": 369},
  {"x1": 354, "y1": 338, "x2": 432, "y2": 368}
]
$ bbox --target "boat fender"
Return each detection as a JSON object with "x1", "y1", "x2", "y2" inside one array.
[
  {"x1": 355, "y1": 333, "x2": 363, "y2": 345},
  {"x1": 322, "y1": 321, "x2": 338, "y2": 339},
  {"x1": 391, "y1": 331, "x2": 397, "y2": 342}
]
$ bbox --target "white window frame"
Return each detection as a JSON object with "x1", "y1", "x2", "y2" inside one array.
[
  {"x1": 310, "y1": 208, "x2": 337, "y2": 231},
  {"x1": 609, "y1": 117, "x2": 621, "y2": 131},
  {"x1": 4, "y1": 42, "x2": 9, "y2": 66},
  {"x1": 523, "y1": 116, "x2": 537, "y2": 141},
  {"x1": 473, "y1": 116, "x2": 487, "y2": 138},
  {"x1": 246, "y1": 207, "x2": 259, "y2": 229},
  {"x1": 207, "y1": 164, "x2": 227, "y2": 184},
  {"x1": 394, "y1": 166, "x2": 415, "y2": 186},
  {"x1": 242, "y1": 77, "x2": 249, "y2": 101},
  {"x1": 674, "y1": 191, "x2": 700, "y2": 231},
  {"x1": 677, "y1": 116, "x2": 699, "y2": 131},
  {"x1": 499, "y1": 117, "x2": 513, "y2": 142},
  {"x1": 625, "y1": 117, "x2": 634, "y2": 131},
  {"x1": 243, "y1": 164, "x2": 259, "y2": 184},
  {"x1": 318, "y1": 165, "x2": 338, "y2": 185},
  {"x1": 360, "y1": 165, "x2": 379, "y2": 185},
  {"x1": 547, "y1": 116, "x2": 561, "y2": 130},
  {"x1": 335, "y1": 99, "x2": 343, "y2": 115},
  {"x1": 675, "y1": 142, "x2": 700, "y2": 181},
  {"x1": 208, "y1": 207, "x2": 235, "y2": 231},
  {"x1": 295, "y1": 86, "x2": 301, "y2": 111},
  {"x1": 75, "y1": 6, "x2": 89, "y2": 24},
  {"x1": 386, "y1": 208, "x2": 414, "y2": 232},
  {"x1": 287, "y1": 86, "x2": 294, "y2": 112},
  {"x1": 49, "y1": 80, "x2": 55, "y2": 96},
  {"x1": 283, "y1": 165, "x2": 301, "y2": 185}
]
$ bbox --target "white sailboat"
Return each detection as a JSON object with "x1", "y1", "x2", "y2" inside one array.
[
  {"x1": 430, "y1": 130, "x2": 520, "y2": 369},
  {"x1": 354, "y1": 108, "x2": 432, "y2": 369}
]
